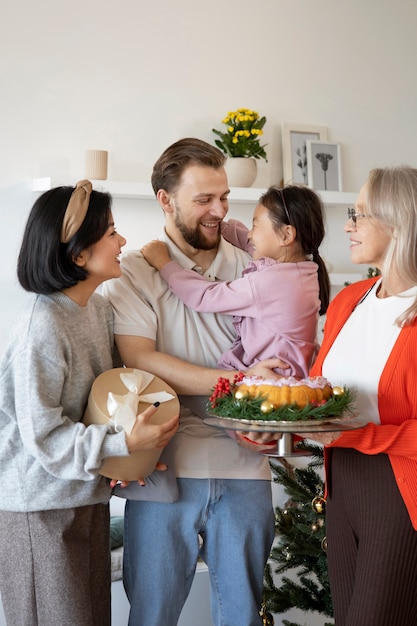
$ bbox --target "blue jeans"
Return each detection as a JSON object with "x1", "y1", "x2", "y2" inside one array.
[{"x1": 123, "y1": 477, "x2": 275, "y2": 626}]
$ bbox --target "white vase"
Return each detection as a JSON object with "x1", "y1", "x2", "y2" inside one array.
[{"x1": 225, "y1": 157, "x2": 257, "y2": 187}]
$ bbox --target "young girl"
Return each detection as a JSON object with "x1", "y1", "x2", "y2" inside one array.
[
  {"x1": 141, "y1": 184, "x2": 330, "y2": 378},
  {"x1": 0, "y1": 180, "x2": 178, "y2": 626}
]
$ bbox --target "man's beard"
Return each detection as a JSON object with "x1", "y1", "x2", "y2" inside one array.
[{"x1": 174, "y1": 209, "x2": 221, "y2": 250}]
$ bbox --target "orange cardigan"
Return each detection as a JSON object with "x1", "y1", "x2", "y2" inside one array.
[{"x1": 310, "y1": 278, "x2": 417, "y2": 529}]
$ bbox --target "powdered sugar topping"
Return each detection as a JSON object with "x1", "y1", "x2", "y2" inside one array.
[{"x1": 238, "y1": 376, "x2": 331, "y2": 389}]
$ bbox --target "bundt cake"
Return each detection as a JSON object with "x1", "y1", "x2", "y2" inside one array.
[{"x1": 208, "y1": 374, "x2": 352, "y2": 423}]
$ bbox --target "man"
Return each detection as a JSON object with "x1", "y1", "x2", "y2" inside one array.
[{"x1": 102, "y1": 138, "x2": 276, "y2": 626}]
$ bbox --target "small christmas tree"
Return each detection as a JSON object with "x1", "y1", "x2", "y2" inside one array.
[{"x1": 263, "y1": 441, "x2": 334, "y2": 626}]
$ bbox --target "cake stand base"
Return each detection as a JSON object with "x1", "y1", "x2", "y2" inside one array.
[{"x1": 260, "y1": 433, "x2": 312, "y2": 458}]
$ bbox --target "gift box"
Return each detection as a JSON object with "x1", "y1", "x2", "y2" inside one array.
[{"x1": 83, "y1": 368, "x2": 179, "y2": 481}]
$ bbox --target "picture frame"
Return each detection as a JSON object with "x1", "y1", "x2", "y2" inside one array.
[
  {"x1": 282, "y1": 123, "x2": 328, "y2": 185},
  {"x1": 306, "y1": 140, "x2": 342, "y2": 192}
]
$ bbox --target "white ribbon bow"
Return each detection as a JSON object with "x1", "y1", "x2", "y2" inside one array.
[{"x1": 107, "y1": 369, "x2": 174, "y2": 433}]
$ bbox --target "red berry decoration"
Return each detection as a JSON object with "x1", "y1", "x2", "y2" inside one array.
[{"x1": 209, "y1": 373, "x2": 244, "y2": 408}]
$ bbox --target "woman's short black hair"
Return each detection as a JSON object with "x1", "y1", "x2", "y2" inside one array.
[{"x1": 17, "y1": 185, "x2": 112, "y2": 294}]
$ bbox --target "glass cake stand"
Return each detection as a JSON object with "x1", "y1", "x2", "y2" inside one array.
[{"x1": 203, "y1": 414, "x2": 368, "y2": 458}]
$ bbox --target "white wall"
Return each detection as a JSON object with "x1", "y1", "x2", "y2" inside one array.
[
  {"x1": 2, "y1": 0, "x2": 417, "y2": 190},
  {"x1": 2, "y1": 0, "x2": 417, "y2": 353}
]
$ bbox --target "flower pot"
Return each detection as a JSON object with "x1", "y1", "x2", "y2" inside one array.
[{"x1": 225, "y1": 157, "x2": 257, "y2": 187}]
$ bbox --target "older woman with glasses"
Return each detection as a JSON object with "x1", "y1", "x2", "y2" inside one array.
[{"x1": 310, "y1": 166, "x2": 417, "y2": 625}]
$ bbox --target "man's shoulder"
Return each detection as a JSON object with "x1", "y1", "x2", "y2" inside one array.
[
  {"x1": 120, "y1": 248, "x2": 144, "y2": 267},
  {"x1": 102, "y1": 247, "x2": 166, "y2": 308},
  {"x1": 119, "y1": 249, "x2": 155, "y2": 281}
]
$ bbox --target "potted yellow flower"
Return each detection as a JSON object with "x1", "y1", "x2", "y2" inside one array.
[
  {"x1": 212, "y1": 108, "x2": 267, "y2": 186},
  {"x1": 212, "y1": 108, "x2": 267, "y2": 160}
]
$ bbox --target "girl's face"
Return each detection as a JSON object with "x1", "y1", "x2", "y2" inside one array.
[
  {"x1": 248, "y1": 203, "x2": 287, "y2": 261},
  {"x1": 344, "y1": 183, "x2": 392, "y2": 269},
  {"x1": 80, "y1": 214, "x2": 126, "y2": 286}
]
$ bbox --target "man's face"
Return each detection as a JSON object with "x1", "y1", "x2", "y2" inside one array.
[{"x1": 170, "y1": 164, "x2": 230, "y2": 250}]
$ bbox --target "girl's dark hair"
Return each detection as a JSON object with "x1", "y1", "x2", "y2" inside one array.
[
  {"x1": 17, "y1": 185, "x2": 112, "y2": 294},
  {"x1": 260, "y1": 184, "x2": 330, "y2": 315}
]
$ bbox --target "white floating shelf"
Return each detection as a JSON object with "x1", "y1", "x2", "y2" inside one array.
[
  {"x1": 32, "y1": 178, "x2": 357, "y2": 207},
  {"x1": 91, "y1": 180, "x2": 155, "y2": 199},
  {"x1": 228, "y1": 187, "x2": 357, "y2": 207}
]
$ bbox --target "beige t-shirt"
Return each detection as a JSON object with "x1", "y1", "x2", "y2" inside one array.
[{"x1": 102, "y1": 231, "x2": 271, "y2": 480}]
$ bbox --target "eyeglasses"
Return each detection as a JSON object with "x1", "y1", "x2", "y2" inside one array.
[{"x1": 347, "y1": 207, "x2": 367, "y2": 227}]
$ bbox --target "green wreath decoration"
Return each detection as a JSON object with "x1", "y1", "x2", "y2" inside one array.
[{"x1": 207, "y1": 376, "x2": 355, "y2": 423}]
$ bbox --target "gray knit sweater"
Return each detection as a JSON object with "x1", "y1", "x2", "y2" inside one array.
[{"x1": 0, "y1": 292, "x2": 128, "y2": 512}]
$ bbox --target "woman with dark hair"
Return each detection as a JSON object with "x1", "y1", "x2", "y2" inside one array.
[
  {"x1": 0, "y1": 180, "x2": 178, "y2": 626},
  {"x1": 141, "y1": 184, "x2": 329, "y2": 378}
]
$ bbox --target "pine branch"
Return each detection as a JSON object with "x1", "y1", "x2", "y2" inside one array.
[{"x1": 264, "y1": 442, "x2": 334, "y2": 624}]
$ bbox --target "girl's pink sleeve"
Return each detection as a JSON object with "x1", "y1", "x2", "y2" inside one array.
[{"x1": 221, "y1": 219, "x2": 254, "y2": 255}]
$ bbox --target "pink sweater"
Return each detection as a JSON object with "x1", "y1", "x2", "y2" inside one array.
[
  {"x1": 310, "y1": 278, "x2": 417, "y2": 529},
  {"x1": 160, "y1": 257, "x2": 320, "y2": 377}
]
